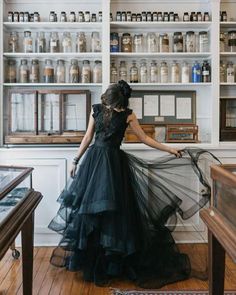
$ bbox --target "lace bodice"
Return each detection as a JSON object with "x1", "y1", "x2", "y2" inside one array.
[{"x1": 92, "y1": 103, "x2": 132, "y2": 147}]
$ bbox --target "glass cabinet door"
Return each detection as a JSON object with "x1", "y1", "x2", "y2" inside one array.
[{"x1": 225, "y1": 100, "x2": 236, "y2": 128}]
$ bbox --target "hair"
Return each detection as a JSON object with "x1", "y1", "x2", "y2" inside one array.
[{"x1": 101, "y1": 80, "x2": 132, "y2": 109}]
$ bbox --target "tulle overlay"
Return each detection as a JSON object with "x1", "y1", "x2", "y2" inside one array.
[{"x1": 48, "y1": 144, "x2": 219, "y2": 288}]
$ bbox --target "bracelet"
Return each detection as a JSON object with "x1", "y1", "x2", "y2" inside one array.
[{"x1": 72, "y1": 156, "x2": 79, "y2": 165}]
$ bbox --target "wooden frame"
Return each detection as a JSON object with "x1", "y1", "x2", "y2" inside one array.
[
  {"x1": 166, "y1": 124, "x2": 199, "y2": 143},
  {"x1": 220, "y1": 98, "x2": 236, "y2": 141}
]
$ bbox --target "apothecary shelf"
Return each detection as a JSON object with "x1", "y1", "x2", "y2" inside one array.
[
  {"x1": 3, "y1": 83, "x2": 102, "y2": 87},
  {"x1": 3, "y1": 53, "x2": 103, "y2": 59},
  {"x1": 110, "y1": 53, "x2": 211, "y2": 58},
  {"x1": 3, "y1": 22, "x2": 102, "y2": 30}
]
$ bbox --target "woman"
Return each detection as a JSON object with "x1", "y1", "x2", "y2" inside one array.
[{"x1": 49, "y1": 80, "x2": 219, "y2": 288}]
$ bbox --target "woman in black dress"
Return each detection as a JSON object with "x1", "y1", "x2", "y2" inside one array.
[{"x1": 49, "y1": 80, "x2": 219, "y2": 288}]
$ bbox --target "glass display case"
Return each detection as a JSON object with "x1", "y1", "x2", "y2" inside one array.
[
  {"x1": 5, "y1": 89, "x2": 91, "y2": 144},
  {"x1": 220, "y1": 98, "x2": 236, "y2": 141}
]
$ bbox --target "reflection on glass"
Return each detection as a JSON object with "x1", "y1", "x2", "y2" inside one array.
[
  {"x1": 0, "y1": 169, "x2": 22, "y2": 192},
  {"x1": 226, "y1": 100, "x2": 236, "y2": 128}
]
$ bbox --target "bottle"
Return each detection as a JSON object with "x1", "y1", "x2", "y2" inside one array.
[
  {"x1": 150, "y1": 60, "x2": 158, "y2": 83},
  {"x1": 62, "y1": 32, "x2": 72, "y2": 53},
  {"x1": 60, "y1": 12, "x2": 67, "y2": 22},
  {"x1": 160, "y1": 61, "x2": 168, "y2": 83},
  {"x1": 19, "y1": 59, "x2": 29, "y2": 83},
  {"x1": 8, "y1": 11, "x2": 13, "y2": 22},
  {"x1": 183, "y1": 12, "x2": 189, "y2": 22},
  {"x1": 85, "y1": 11, "x2": 90, "y2": 22},
  {"x1": 35, "y1": 32, "x2": 46, "y2": 53},
  {"x1": 121, "y1": 33, "x2": 132, "y2": 52},
  {"x1": 69, "y1": 12, "x2": 76, "y2": 22},
  {"x1": 171, "y1": 61, "x2": 180, "y2": 83},
  {"x1": 93, "y1": 60, "x2": 102, "y2": 83},
  {"x1": 192, "y1": 61, "x2": 201, "y2": 83},
  {"x1": 49, "y1": 32, "x2": 60, "y2": 53},
  {"x1": 159, "y1": 33, "x2": 169, "y2": 52},
  {"x1": 130, "y1": 61, "x2": 139, "y2": 83},
  {"x1": 110, "y1": 61, "x2": 118, "y2": 83},
  {"x1": 220, "y1": 61, "x2": 226, "y2": 83},
  {"x1": 173, "y1": 32, "x2": 183, "y2": 52},
  {"x1": 23, "y1": 31, "x2": 33, "y2": 53},
  {"x1": 81, "y1": 60, "x2": 91, "y2": 83},
  {"x1": 30, "y1": 59, "x2": 39, "y2": 83},
  {"x1": 69, "y1": 59, "x2": 79, "y2": 83},
  {"x1": 6, "y1": 60, "x2": 17, "y2": 83},
  {"x1": 49, "y1": 11, "x2": 56, "y2": 22},
  {"x1": 19, "y1": 12, "x2": 24, "y2": 22},
  {"x1": 186, "y1": 31, "x2": 196, "y2": 52},
  {"x1": 110, "y1": 32, "x2": 120, "y2": 52},
  {"x1": 8, "y1": 31, "x2": 19, "y2": 53},
  {"x1": 56, "y1": 59, "x2": 66, "y2": 83},
  {"x1": 76, "y1": 32, "x2": 87, "y2": 52},
  {"x1": 140, "y1": 60, "x2": 148, "y2": 83},
  {"x1": 133, "y1": 34, "x2": 144, "y2": 52},
  {"x1": 147, "y1": 32, "x2": 157, "y2": 52},
  {"x1": 91, "y1": 13, "x2": 97, "y2": 22},
  {"x1": 91, "y1": 32, "x2": 101, "y2": 52},
  {"x1": 202, "y1": 61, "x2": 211, "y2": 82},
  {"x1": 43, "y1": 59, "x2": 54, "y2": 83},
  {"x1": 199, "y1": 31, "x2": 209, "y2": 52},
  {"x1": 226, "y1": 62, "x2": 234, "y2": 83},
  {"x1": 119, "y1": 61, "x2": 128, "y2": 81},
  {"x1": 182, "y1": 62, "x2": 190, "y2": 83}
]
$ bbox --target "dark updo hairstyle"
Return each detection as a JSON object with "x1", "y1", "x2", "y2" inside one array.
[{"x1": 101, "y1": 80, "x2": 132, "y2": 109}]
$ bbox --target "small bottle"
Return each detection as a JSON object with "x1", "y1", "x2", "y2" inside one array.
[
  {"x1": 157, "y1": 12, "x2": 163, "y2": 21},
  {"x1": 152, "y1": 12, "x2": 158, "y2": 22},
  {"x1": 121, "y1": 11, "x2": 127, "y2": 22},
  {"x1": 160, "y1": 61, "x2": 168, "y2": 83},
  {"x1": 173, "y1": 32, "x2": 183, "y2": 52},
  {"x1": 169, "y1": 12, "x2": 174, "y2": 22},
  {"x1": 182, "y1": 62, "x2": 190, "y2": 83},
  {"x1": 60, "y1": 12, "x2": 67, "y2": 22},
  {"x1": 220, "y1": 61, "x2": 226, "y2": 83},
  {"x1": 6, "y1": 60, "x2": 17, "y2": 83},
  {"x1": 136, "y1": 13, "x2": 142, "y2": 22},
  {"x1": 62, "y1": 32, "x2": 72, "y2": 53},
  {"x1": 127, "y1": 11, "x2": 131, "y2": 22},
  {"x1": 183, "y1": 12, "x2": 189, "y2": 22},
  {"x1": 147, "y1": 32, "x2": 157, "y2": 52},
  {"x1": 174, "y1": 13, "x2": 179, "y2": 22},
  {"x1": 91, "y1": 32, "x2": 101, "y2": 52},
  {"x1": 226, "y1": 62, "x2": 234, "y2": 83},
  {"x1": 49, "y1": 32, "x2": 60, "y2": 53},
  {"x1": 69, "y1": 59, "x2": 79, "y2": 83},
  {"x1": 93, "y1": 60, "x2": 102, "y2": 83},
  {"x1": 121, "y1": 33, "x2": 132, "y2": 52},
  {"x1": 56, "y1": 59, "x2": 66, "y2": 83},
  {"x1": 130, "y1": 60, "x2": 139, "y2": 83},
  {"x1": 131, "y1": 13, "x2": 137, "y2": 22},
  {"x1": 8, "y1": 31, "x2": 19, "y2": 53},
  {"x1": 133, "y1": 34, "x2": 144, "y2": 52},
  {"x1": 29, "y1": 13, "x2": 34, "y2": 22},
  {"x1": 13, "y1": 12, "x2": 19, "y2": 22},
  {"x1": 30, "y1": 59, "x2": 39, "y2": 83},
  {"x1": 119, "y1": 60, "x2": 128, "y2": 81},
  {"x1": 116, "y1": 11, "x2": 122, "y2": 21},
  {"x1": 78, "y1": 11, "x2": 84, "y2": 22},
  {"x1": 69, "y1": 12, "x2": 76, "y2": 22},
  {"x1": 76, "y1": 32, "x2": 87, "y2": 52},
  {"x1": 19, "y1": 12, "x2": 24, "y2": 22},
  {"x1": 159, "y1": 33, "x2": 169, "y2": 52},
  {"x1": 110, "y1": 60, "x2": 118, "y2": 83},
  {"x1": 81, "y1": 60, "x2": 91, "y2": 83},
  {"x1": 91, "y1": 13, "x2": 97, "y2": 22},
  {"x1": 163, "y1": 12, "x2": 169, "y2": 22},
  {"x1": 197, "y1": 12, "x2": 202, "y2": 21},
  {"x1": 110, "y1": 13, "x2": 113, "y2": 22},
  {"x1": 140, "y1": 60, "x2": 148, "y2": 83},
  {"x1": 23, "y1": 31, "x2": 33, "y2": 53},
  {"x1": 49, "y1": 11, "x2": 56, "y2": 22},
  {"x1": 221, "y1": 11, "x2": 227, "y2": 22},
  {"x1": 201, "y1": 60, "x2": 211, "y2": 82},
  {"x1": 44, "y1": 59, "x2": 54, "y2": 83},
  {"x1": 8, "y1": 11, "x2": 14, "y2": 22},
  {"x1": 111, "y1": 32, "x2": 120, "y2": 52},
  {"x1": 141, "y1": 11, "x2": 147, "y2": 22},
  {"x1": 33, "y1": 12, "x2": 40, "y2": 22},
  {"x1": 190, "y1": 12, "x2": 196, "y2": 21},
  {"x1": 150, "y1": 60, "x2": 158, "y2": 83},
  {"x1": 35, "y1": 32, "x2": 46, "y2": 53},
  {"x1": 98, "y1": 11, "x2": 102, "y2": 22},
  {"x1": 220, "y1": 32, "x2": 226, "y2": 52},
  {"x1": 147, "y1": 11, "x2": 152, "y2": 22},
  {"x1": 199, "y1": 31, "x2": 209, "y2": 52},
  {"x1": 19, "y1": 59, "x2": 29, "y2": 83},
  {"x1": 24, "y1": 12, "x2": 29, "y2": 22},
  {"x1": 171, "y1": 61, "x2": 180, "y2": 83},
  {"x1": 204, "y1": 12, "x2": 210, "y2": 21},
  {"x1": 85, "y1": 11, "x2": 90, "y2": 22},
  {"x1": 192, "y1": 61, "x2": 201, "y2": 83},
  {"x1": 186, "y1": 31, "x2": 196, "y2": 52}
]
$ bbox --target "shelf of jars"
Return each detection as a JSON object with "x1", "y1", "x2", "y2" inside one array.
[
  {"x1": 3, "y1": 22, "x2": 102, "y2": 30},
  {"x1": 110, "y1": 52, "x2": 211, "y2": 58},
  {"x1": 4, "y1": 53, "x2": 102, "y2": 59},
  {"x1": 3, "y1": 83, "x2": 102, "y2": 87},
  {"x1": 126, "y1": 83, "x2": 212, "y2": 87}
]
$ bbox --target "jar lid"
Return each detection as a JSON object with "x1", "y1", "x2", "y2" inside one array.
[
  {"x1": 122, "y1": 33, "x2": 131, "y2": 36},
  {"x1": 95, "y1": 60, "x2": 102, "y2": 63},
  {"x1": 83, "y1": 60, "x2": 90, "y2": 64},
  {"x1": 32, "y1": 59, "x2": 39, "y2": 64},
  {"x1": 174, "y1": 32, "x2": 182, "y2": 35},
  {"x1": 199, "y1": 31, "x2": 208, "y2": 35},
  {"x1": 186, "y1": 31, "x2": 195, "y2": 34},
  {"x1": 228, "y1": 30, "x2": 236, "y2": 34}
]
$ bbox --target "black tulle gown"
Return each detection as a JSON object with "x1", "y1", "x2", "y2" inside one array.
[{"x1": 48, "y1": 103, "x2": 219, "y2": 288}]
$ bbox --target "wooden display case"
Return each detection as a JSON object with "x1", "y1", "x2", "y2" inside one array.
[
  {"x1": 166, "y1": 124, "x2": 199, "y2": 143},
  {"x1": 124, "y1": 124, "x2": 155, "y2": 143},
  {"x1": 220, "y1": 98, "x2": 236, "y2": 141},
  {"x1": 5, "y1": 89, "x2": 91, "y2": 144}
]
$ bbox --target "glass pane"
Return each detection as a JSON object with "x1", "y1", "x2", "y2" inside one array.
[
  {"x1": 64, "y1": 94, "x2": 87, "y2": 131},
  {"x1": 226, "y1": 100, "x2": 236, "y2": 128},
  {"x1": 11, "y1": 93, "x2": 35, "y2": 132},
  {"x1": 0, "y1": 168, "x2": 22, "y2": 192},
  {"x1": 39, "y1": 94, "x2": 60, "y2": 133}
]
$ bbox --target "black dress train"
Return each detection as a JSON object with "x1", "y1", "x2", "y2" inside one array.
[{"x1": 48, "y1": 103, "x2": 219, "y2": 288}]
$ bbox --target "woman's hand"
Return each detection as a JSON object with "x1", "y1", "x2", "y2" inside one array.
[
  {"x1": 70, "y1": 164, "x2": 77, "y2": 178},
  {"x1": 169, "y1": 148, "x2": 182, "y2": 158}
]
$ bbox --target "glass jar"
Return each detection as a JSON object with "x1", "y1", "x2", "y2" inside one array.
[
  {"x1": 173, "y1": 32, "x2": 183, "y2": 52},
  {"x1": 18, "y1": 12, "x2": 24, "y2": 22},
  {"x1": 91, "y1": 32, "x2": 101, "y2": 52},
  {"x1": 62, "y1": 32, "x2": 72, "y2": 53},
  {"x1": 35, "y1": 32, "x2": 46, "y2": 53},
  {"x1": 93, "y1": 60, "x2": 102, "y2": 83},
  {"x1": 121, "y1": 11, "x2": 127, "y2": 22},
  {"x1": 133, "y1": 34, "x2": 144, "y2": 52},
  {"x1": 85, "y1": 11, "x2": 90, "y2": 22},
  {"x1": 171, "y1": 61, "x2": 180, "y2": 83},
  {"x1": 69, "y1": 12, "x2": 76, "y2": 22},
  {"x1": 8, "y1": 11, "x2": 13, "y2": 22},
  {"x1": 221, "y1": 11, "x2": 227, "y2": 22},
  {"x1": 13, "y1": 12, "x2": 19, "y2": 22},
  {"x1": 150, "y1": 60, "x2": 158, "y2": 83},
  {"x1": 137, "y1": 14, "x2": 142, "y2": 22},
  {"x1": 69, "y1": 59, "x2": 79, "y2": 83},
  {"x1": 199, "y1": 31, "x2": 209, "y2": 52},
  {"x1": 157, "y1": 12, "x2": 163, "y2": 21},
  {"x1": 226, "y1": 62, "x2": 234, "y2": 83},
  {"x1": 140, "y1": 60, "x2": 148, "y2": 83},
  {"x1": 19, "y1": 59, "x2": 29, "y2": 83},
  {"x1": 169, "y1": 12, "x2": 174, "y2": 22},
  {"x1": 98, "y1": 11, "x2": 102, "y2": 22},
  {"x1": 78, "y1": 11, "x2": 84, "y2": 22},
  {"x1": 153, "y1": 12, "x2": 158, "y2": 21},
  {"x1": 202, "y1": 60, "x2": 211, "y2": 82},
  {"x1": 159, "y1": 33, "x2": 169, "y2": 52},
  {"x1": 29, "y1": 59, "x2": 39, "y2": 83},
  {"x1": 197, "y1": 12, "x2": 202, "y2": 21},
  {"x1": 76, "y1": 32, "x2": 87, "y2": 52},
  {"x1": 204, "y1": 12, "x2": 210, "y2": 21},
  {"x1": 182, "y1": 62, "x2": 190, "y2": 83},
  {"x1": 118, "y1": 61, "x2": 127, "y2": 81},
  {"x1": 6, "y1": 60, "x2": 17, "y2": 83},
  {"x1": 174, "y1": 14, "x2": 179, "y2": 21},
  {"x1": 49, "y1": 32, "x2": 60, "y2": 53},
  {"x1": 24, "y1": 12, "x2": 29, "y2": 22},
  {"x1": 60, "y1": 12, "x2": 67, "y2": 22},
  {"x1": 8, "y1": 31, "x2": 19, "y2": 53},
  {"x1": 220, "y1": 33, "x2": 226, "y2": 52},
  {"x1": 121, "y1": 33, "x2": 132, "y2": 52},
  {"x1": 186, "y1": 31, "x2": 196, "y2": 52},
  {"x1": 147, "y1": 12, "x2": 152, "y2": 22},
  {"x1": 23, "y1": 31, "x2": 33, "y2": 53},
  {"x1": 130, "y1": 61, "x2": 139, "y2": 83},
  {"x1": 142, "y1": 11, "x2": 147, "y2": 22},
  {"x1": 147, "y1": 32, "x2": 157, "y2": 52},
  {"x1": 91, "y1": 13, "x2": 97, "y2": 22},
  {"x1": 228, "y1": 31, "x2": 236, "y2": 52},
  {"x1": 220, "y1": 61, "x2": 226, "y2": 83},
  {"x1": 183, "y1": 12, "x2": 189, "y2": 22},
  {"x1": 160, "y1": 61, "x2": 168, "y2": 83},
  {"x1": 192, "y1": 61, "x2": 201, "y2": 83},
  {"x1": 110, "y1": 32, "x2": 120, "y2": 52},
  {"x1": 49, "y1": 11, "x2": 56, "y2": 22},
  {"x1": 56, "y1": 59, "x2": 66, "y2": 83},
  {"x1": 127, "y1": 11, "x2": 131, "y2": 22},
  {"x1": 43, "y1": 59, "x2": 54, "y2": 83},
  {"x1": 81, "y1": 60, "x2": 91, "y2": 83},
  {"x1": 116, "y1": 11, "x2": 121, "y2": 22},
  {"x1": 110, "y1": 61, "x2": 118, "y2": 83},
  {"x1": 131, "y1": 13, "x2": 137, "y2": 22}
]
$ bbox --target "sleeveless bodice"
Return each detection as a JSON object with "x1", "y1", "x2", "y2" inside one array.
[{"x1": 92, "y1": 103, "x2": 132, "y2": 147}]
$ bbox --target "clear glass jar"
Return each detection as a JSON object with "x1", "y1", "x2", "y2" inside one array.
[
  {"x1": 35, "y1": 32, "x2": 46, "y2": 53},
  {"x1": 76, "y1": 32, "x2": 87, "y2": 52},
  {"x1": 228, "y1": 31, "x2": 236, "y2": 52},
  {"x1": 93, "y1": 60, "x2": 102, "y2": 83},
  {"x1": 110, "y1": 32, "x2": 120, "y2": 52},
  {"x1": 6, "y1": 59, "x2": 17, "y2": 83},
  {"x1": 160, "y1": 61, "x2": 168, "y2": 83},
  {"x1": 220, "y1": 60, "x2": 226, "y2": 83},
  {"x1": 182, "y1": 62, "x2": 190, "y2": 83},
  {"x1": 62, "y1": 32, "x2": 72, "y2": 53},
  {"x1": 78, "y1": 11, "x2": 84, "y2": 22},
  {"x1": 43, "y1": 59, "x2": 54, "y2": 83},
  {"x1": 110, "y1": 61, "x2": 118, "y2": 83},
  {"x1": 220, "y1": 32, "x2": 226, "y2": 52},
  {"x1": 202, "y1": 60, "x2": 211, "y2": 82},
  {"x1": 140, "y1": 60, "x2": 148, "y2": 83},
  {"x1": 49, "y1": 32, "x2": 60, "y2": 53},
  {"x1": 159, "y1": 33, "x2": 169, "y2": 53},
  {"x1": 226, "y1": 62, "x2": 234, "y2": 83},
  {"x1": 69, "y1": 59, "x2": 79, "y2": 83},
  {"x1": 19, "y1": 59, "x2": 29, "y2": 83},
  {"x1": 150, "y1": 60, "x2": 158, "y2": 83},
  {"x1": 30, "y1": 59, "x2": 39, "y2": 83},
  {"x1": 186, "y1": 31, "x2": 196, "y2": 52},
  {"x1": 121, "y1": 33, "x2": 132, "y2": 52},
  {"x1": 119, "y1": 60, "x2": 128, "y2": 81},
  {"x1": 60, "y1": 12, "x2": 67, "y2": 22},
  {"x1": 69, "y1": 12, "x2": 76, "y2": 22},
  {"x1": 147, "y1": 32, "x2": 157, "y2": 52},
  {"x1": 23, "y1": 31, "x2": 33, "y2": 53},
  {"x1": 56, "y1": 59, "x2": 66, "y2": 83},
  {"x1": 91, "y1": 32, "x2": 101, "y2": 52},
  {"x1": 8, "y1": 31, "x2": 19, "y2": 53},
  {"x1": 199, "y1": 31, "x2": 209, "y2": 52},
  {"x1": 171, "y1": 61, "x2": 180, "y2": 83},
  {"x1": 133, "y1": 34, "x2": 144, "y2": 52},
  {"x1": 85, "y1": 11, "x2": 90, "y2": 22},
  {"x1": 81, "y1": 60, "x2": 91, "y2": 83},
  {"x1": 173, "y1": 32, "x2": 183, "y2": 52},
  {"x1": 130, "y1": 60, "x2": 139, "y2": 83}
]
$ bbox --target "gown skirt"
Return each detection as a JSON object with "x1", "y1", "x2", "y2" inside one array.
[{"x1": 48, "y1": 144, "x2": 219, "y2": 288}]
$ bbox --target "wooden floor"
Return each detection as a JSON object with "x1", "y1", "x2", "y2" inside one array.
[{"x1": 0, "y1": 245, "x2": 236, "y2": 295}]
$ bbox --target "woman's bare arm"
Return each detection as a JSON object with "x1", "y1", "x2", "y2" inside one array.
[{"x1": 127, "y1": 112, "x2": 182, "y2": 157}]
